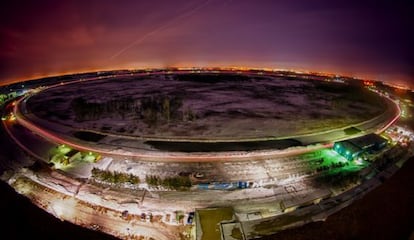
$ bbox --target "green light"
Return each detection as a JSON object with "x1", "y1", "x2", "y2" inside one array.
[
  {"x1": 57, "y1": 145, "x2": 72, "y2": 155},
  {"x1": 327, "y1": 150, "x2": 336, "y2": 157},
  {"x1": 83, "y1": 153, "x2": 96, "y2": 163}
]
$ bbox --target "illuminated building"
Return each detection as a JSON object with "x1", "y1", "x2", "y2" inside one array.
[{"x1": 333, "y1": 133, "x2": 388, "y2": 160}]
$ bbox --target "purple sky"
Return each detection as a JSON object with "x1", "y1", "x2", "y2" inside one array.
[{"x1": 1, "y1": 0, "x2": 413, "y2": 86}]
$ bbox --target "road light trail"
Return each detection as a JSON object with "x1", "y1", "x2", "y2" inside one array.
[
  {"x1": 12, "y1": 96, "x2": 331, "y2": 162},
  {"x1": 10, "y1": 72, "x2": 400, "y2": 163},
  {"x1": 2, "y1": 118, "x2": 45, "y2": 161},
  {"x1": 375, "y1": 94, "x2": 401, "y2": 134}
]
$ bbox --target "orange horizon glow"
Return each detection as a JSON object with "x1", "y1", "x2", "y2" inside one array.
[{"x1": 1, "y1": 63, "x2": 412, "y2": 90}]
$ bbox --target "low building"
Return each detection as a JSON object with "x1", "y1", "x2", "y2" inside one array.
[
  {"x1": 333, "y1": 141, "x2": 363, "y2": 160},
  {"x1": 333, "y1": 133, "x2": 388, "y2": 160}
]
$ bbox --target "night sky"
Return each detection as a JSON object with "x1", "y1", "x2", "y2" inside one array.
[{"x1": 1, "y1": 0, "x2": 413, "y2": 87}]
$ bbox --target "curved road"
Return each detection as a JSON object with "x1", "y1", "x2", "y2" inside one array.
[{"x1": 10, "y1": 76, "x2": 401, "y2": 163}]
